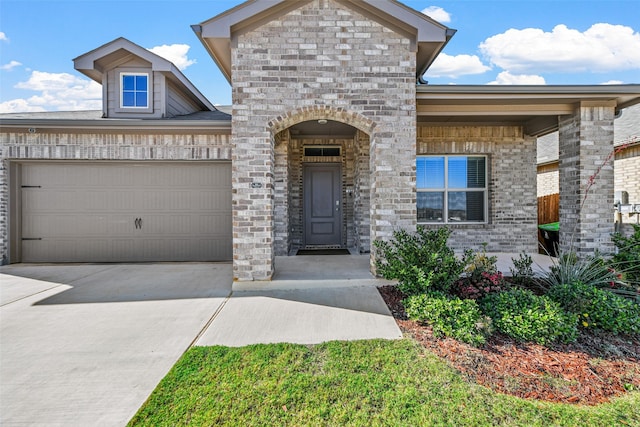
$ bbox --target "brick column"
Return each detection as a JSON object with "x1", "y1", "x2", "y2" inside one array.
[
  {"x1": 370, "y1": 122, "x2": 417, "y2": 273},
  {"x1": 558, "y1": 101, "x2": 616, "y2": 256},
  {"x1": 231, "y1": 128, "x2": 275, "y2": 281}
]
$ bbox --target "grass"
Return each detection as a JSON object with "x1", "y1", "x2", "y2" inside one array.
[{"x1": 129, "y1": 339, "x2": 640, "y2": 427}]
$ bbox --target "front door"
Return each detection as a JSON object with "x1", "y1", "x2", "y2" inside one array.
[{"x1": 303, "y1": 163, "x2": 342, "y2": 246}]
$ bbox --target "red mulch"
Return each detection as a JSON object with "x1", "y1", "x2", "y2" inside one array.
[{"x1": 378, "y1": 285, "x2": 640, "y2": 405}]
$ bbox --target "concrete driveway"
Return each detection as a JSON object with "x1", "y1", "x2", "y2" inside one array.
[{"x1": 0, "y1": 263, "x2": 232, "y2": 426}]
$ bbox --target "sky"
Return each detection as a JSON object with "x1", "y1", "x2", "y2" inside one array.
[{"x1": 0, "y1": 0, "x2": 639, "y2": 113}]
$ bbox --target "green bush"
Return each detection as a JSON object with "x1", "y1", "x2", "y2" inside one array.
[
  {"x1": 404, "y1": 291, "x2": 491, "y2": 346},
  {"x1": 480, "y1": 289, "x2": 577, "y2": 345},
  {"x1": 547, "y1": 281, "x2": 640, "y2": 335},
  {"x1": 374, "y1": 226, "x2": 471, "y2": 296},
  {"x1": 612, "y1": 224, "x2": 640, "y2": 288}
]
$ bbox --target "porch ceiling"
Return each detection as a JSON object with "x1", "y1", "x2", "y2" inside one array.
[
  {"x1": 416, "y1": 84, "x2": 640, "y2": 136},
  {"x1": 288, "y1": 120, "x2": 357, "y2": 139}
]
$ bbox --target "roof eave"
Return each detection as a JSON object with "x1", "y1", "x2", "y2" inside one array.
[{"x1": 0, "y1": 118, "x2": 231, "y2": 132}]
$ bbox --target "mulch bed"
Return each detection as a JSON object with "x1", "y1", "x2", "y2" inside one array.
[{"x1": 378, "y1": 285, "x2": 640, "y2": 405}]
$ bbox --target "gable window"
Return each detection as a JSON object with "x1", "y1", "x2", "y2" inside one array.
[
  {"x1": 417, "y1": 155, "x2": 487, "y2": 223},
  {"x1": 120, "y1": 73, "x2": 148, "y2": 108}
]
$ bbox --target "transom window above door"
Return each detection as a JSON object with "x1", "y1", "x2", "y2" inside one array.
[
  {"x1": 304, "y1": 146, "x2": 341, "y2": 157},
  {"x1": 417, "y1": 155, "x2": 487, "y2": 223}
]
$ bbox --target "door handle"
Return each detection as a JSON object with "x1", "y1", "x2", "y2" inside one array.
[{"x1": 336, "y1": 200, "x2": 340, "y2": 211}]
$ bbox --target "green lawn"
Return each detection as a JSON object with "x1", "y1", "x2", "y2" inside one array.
[{"x1": 129, "y1": 339, "x2": 639, "y2": 426}]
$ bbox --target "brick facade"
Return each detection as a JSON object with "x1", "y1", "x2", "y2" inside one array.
[
  {"x1": 537, "y1": 163, "x2": 559, "y2": 197},
  {"x1": 558, "y1": 102, "x2": 616, "y2": 255},
  {"x1": 231, "y1": 0, "x2": 416, "y2": 280},
  {"x1": 417, "y1": 125, "x2": 538, "y2": 253},
  {"x1": 0, "y1": 131, "x2": 232, "y2": 264}
]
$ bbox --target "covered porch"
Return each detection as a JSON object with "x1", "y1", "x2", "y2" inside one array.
[{"x1": 232, "y1": 252, "x2": 555, "y2": 292}]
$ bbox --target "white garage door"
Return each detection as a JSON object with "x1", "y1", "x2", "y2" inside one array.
[{"x1": 20, "y1": 162, "x2": 232, "y2": 262}]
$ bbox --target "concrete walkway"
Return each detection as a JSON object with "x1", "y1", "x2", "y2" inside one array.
[{"x1": 197, "y1": 254, "x2": 401, "y2": 347}]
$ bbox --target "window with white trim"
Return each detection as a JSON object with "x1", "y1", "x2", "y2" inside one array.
[
  {"x1": 120, "y1": 73, "x2": 149, "y2": 108},
  {"x1": 417, "y1": 155, "x2": 487, "y2": 223}
]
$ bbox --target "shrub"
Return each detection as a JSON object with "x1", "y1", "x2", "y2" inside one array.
[
  {"x1": 612, "y1": 224, "x2": 640, "y2": 289},
  {"x1": 480, "y1": 289, "x2": 578, "y2": 345},
  {"x1": 465, "y1": 243, "x2": 498, "y2": 279},
  {"x1": 453, "y1": 244, "x2": 507, "y2": 300},
  {"x1": 509, "y1": 252, "x2": 535, "y2": 286},
  {"x1": 404, "y1": 292, "x2": 491, "y2": 346},
  {"x1": 452, "y1": 271, "x2": 507, "y2": 300},
  {"x1": 374, "y1": 226, "x2": 472, "y2": 296},
  {"x1": 547, "y1": 281, "x2": 640, "y2": 335}
]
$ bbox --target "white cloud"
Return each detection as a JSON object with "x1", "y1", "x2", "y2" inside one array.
[
  {"x1": 480, "y1": 23, "x2": 640, "y2": 74},
  {"x1": 421, "y1": 6, "x2": 451, "y2": 23},
  {"x1": 487, "y1": 71, "x2": 546, "y2": 85},
  {"x1": 424, "y1": 52, "x2": 490, "y2": 78},
  {"x1": 0, "y1": 32, "x2": 8, "y2": 42},
  {"x1": 0, "y1": 99, "x2": 46, "y2": 113},
  {"x1": 601, "y1": 80, "x2": 624, "y2": 85},
  {"x1": 0, "y1": 71, "x2": 102, "y2": 113},
  {"x1": 1, "y1": 60, "x2": 22, "y2": 71},
  {"x1": 148, "y1": 44, "x2": 196, "y2": 70}
]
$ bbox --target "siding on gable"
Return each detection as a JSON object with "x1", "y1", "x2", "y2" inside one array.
[{"x1": 166, "y1": 80, "x2": 201, "y2": 118}]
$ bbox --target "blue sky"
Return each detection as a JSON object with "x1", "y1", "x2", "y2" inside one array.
[{"x1": 1, "y1": 0, "x2": 639, "y2": 112}]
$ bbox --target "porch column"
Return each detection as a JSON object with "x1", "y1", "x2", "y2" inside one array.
[
  {"x1": 558, "y1": 101, "x2": 616, "y2": 256},
  {"x1": 231, "y1": 129, "x2": 275, "y2": 281}
]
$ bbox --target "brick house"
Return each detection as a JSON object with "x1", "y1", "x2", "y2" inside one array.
[{"x1": 1, "y1": 0, "x2": 640, "y2": 281}]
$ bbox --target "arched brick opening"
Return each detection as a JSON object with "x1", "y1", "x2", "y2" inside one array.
[
  {"x1": 268, "y1": 105, "x2": 376, "y2": 136},
  {"x1": 269, "y1": 106, "x2": 375, "y2": 257}
]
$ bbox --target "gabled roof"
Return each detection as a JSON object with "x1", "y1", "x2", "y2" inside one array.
[
  {"x1": 73, "y1": 37, "x2": 215, "y2": 111},
  {"x1": 192, "y1": 0, "x2": 455, "y2": 83}
]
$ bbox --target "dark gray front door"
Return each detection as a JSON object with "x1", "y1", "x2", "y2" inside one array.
[{"x1": 303, "y1": 164, "x2": 342, "y2": 246}]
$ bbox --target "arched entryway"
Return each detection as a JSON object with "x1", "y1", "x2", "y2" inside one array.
[{"x1": 270, "y1": 107, "x2": 375, "y2": 257}]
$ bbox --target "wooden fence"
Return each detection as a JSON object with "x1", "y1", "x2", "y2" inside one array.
[
  {"x1": 537, "y1": 193, "x2": 559, "y2": 254},
  {"x1": 538, "y1": 193, "x2": 559, "y2": 225}
]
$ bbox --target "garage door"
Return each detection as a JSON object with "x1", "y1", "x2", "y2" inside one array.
[{"x1": 20, "y1": 162, "x2": 232, "y2": 262}]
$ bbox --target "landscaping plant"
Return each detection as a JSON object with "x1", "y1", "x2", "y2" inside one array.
[
  {"x1": 374, "y1": 226, "x2": 472, "y2": 296},
  {"x1": 405, "y1": 291, "x2": 492, "y2": 346},
  {"x1": 611, "y1": 224, "x2": 640, "y2": 299},
  {"x1": 509, "y1": 252, "x2": 536, "y2": 286},
  {"x1": 452, "y1": 243, "x2": 507, "y2": 300},
  {"x1": 547, "y1": 281, "x2": 640, "y2": 335},
  {"x1": 540, "y1": 250, "x2": 622, "y2": 291},
  {"x1": 480, "y1": 288, "x2": 578, "y2": 345}
]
